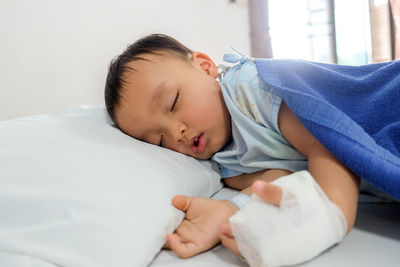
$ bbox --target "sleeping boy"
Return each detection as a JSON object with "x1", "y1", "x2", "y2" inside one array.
[{"x1": 104, "y1": 34, "x2": 400, "y2": 266}]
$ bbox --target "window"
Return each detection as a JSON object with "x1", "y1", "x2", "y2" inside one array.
[{"x1": 267, "y1": 0, "x2": 386, "y2": 65}]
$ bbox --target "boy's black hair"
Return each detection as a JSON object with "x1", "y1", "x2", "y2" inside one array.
[{"x1": 104, "y1": 34, "x2": 193, "y2": 125}]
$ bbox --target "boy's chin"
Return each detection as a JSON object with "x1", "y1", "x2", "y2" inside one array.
[{"x1": 191, "y1": 152, "x2": 212, "y2": 160}]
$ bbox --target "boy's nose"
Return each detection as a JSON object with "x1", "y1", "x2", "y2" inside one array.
[{"x1": 168, "y1": 122, "x2": 186, "y2": 143}]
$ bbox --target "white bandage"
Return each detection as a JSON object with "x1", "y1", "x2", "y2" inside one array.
[{"x1": 229, "y1": 171, "x2": 347, "y2": 267}]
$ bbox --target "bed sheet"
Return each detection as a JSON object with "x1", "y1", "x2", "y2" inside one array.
[{"x1": 150, "y1": 187, "x2": 400, "y2": 267}]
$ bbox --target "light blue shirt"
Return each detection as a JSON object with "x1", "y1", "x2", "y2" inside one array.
[{"x1": 211, "y1": 54, "x2": 307, "y2": 178}]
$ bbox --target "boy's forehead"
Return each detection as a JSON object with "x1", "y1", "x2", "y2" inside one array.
[
  {"x1": 122, "y1": 58, "x2": 160, "y2": 90},
  {"x1": 120, "y1": 50, "x2": 195, "y2": 104},
  {"x1": 120, "y1": 59, "x2": 169, "y2": 109},
  {"x1": 125, "y1": 54, "x2": 159, "y2": 72},
  {"x1": 122, "y1": 52, "x2": 192, "y2": 92},
  {"x1": 123, "y1": 54, "x2": 176, "y2": 83}
]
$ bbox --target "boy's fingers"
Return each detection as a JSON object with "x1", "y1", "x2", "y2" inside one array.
[
  {"x1": 220, "y1": 233, "x2": 241, "y2": 256},
  {"x1": 166, "y1": 233, "x2": 199, "y2": 259},
  {"x1": 252, "y1": 180, "x2": 282, "y2": 206},
  {"x1": 162, "y1": 239, "x2": 171, "y2": 249},
  {"x1": 219, "y1": 223, "x2": 233, "y2": 238},
  {"x1": 220, "y1": 223, "x2": 241, "y2": 256},
  {"x1": 171, "y1": 195, "x2": 192, "y2": 211}
]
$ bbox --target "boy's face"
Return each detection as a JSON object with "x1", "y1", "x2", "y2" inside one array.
[{"x1": 116, "y1": 51, "x2": 231, "y2": 160}]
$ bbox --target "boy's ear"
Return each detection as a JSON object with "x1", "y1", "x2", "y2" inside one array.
[{"x1": 191, "y1": 52, "x2": 219, "y2": 79}]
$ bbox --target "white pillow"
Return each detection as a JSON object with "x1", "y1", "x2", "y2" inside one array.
[{"x1": 0, "y1": 105, "x2": 222, "y2": 267}]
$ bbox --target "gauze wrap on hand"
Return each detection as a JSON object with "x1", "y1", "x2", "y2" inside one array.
[{"x1": 229, "y1": 171, "x2": 347, "y2": 267}]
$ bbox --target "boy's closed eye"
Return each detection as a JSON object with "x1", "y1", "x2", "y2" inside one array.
[
  {"x1": 159, "y1": 135, "x2": 164, "y2": 147},
  {"x1": 159, "y1": 91, "x2": 180, "y2": 147},
  {"x1": 170, "y1": 91, "x2": 180, "y2": 112}
]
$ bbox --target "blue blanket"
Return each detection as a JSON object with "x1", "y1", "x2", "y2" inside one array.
[{"x1": 255, "y1": 59, "x2": 400, "y2": 201}]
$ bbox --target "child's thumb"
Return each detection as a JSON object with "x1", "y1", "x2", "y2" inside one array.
[
  {"x1": 171, "y1": 195, "x2": 192, "y2": 211},
  {"x1": 252, "y1": 180, "x2": 282, "y2": 206}
]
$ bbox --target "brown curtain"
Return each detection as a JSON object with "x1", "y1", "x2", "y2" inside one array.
[
  {"x1": 390, "y1": 0, "x2": 400, "y2": 59},
  {"x1": 248, "y1": 0, "x2": 273, "y2": 58}
]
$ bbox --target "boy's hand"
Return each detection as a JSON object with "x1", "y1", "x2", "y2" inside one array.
[
  {"x1": 164, "y1": 195, "x2": 238, "y2": 258},
  {"x1": 219, "y1": 180, "x2": 283, "y2": 256}
]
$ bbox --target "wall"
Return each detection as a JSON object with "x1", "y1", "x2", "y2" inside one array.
[{"x1": 0, "y1": 0, "x2": 249, "y2": 120}]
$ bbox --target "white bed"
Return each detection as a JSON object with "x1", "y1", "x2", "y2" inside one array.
[{"x1": 1, "y1": 105, "x2": 399, "y2": 267}]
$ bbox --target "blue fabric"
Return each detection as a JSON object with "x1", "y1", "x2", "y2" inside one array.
[{"x1": 255, "y1": 58, "x2": 400, "y2": 201}]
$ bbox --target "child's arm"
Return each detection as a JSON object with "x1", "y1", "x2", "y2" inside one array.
[
  {"x1": 223, "y1": 169, "x2": 292, "y2": 191},
  {"x1": 226, "y1": 102, "x2": 360, "y2": 232},
  {"x1": 220, "y1": 102, "x2": 360, "y2": 258},
  {"x1": 278, "y1": 102, "x2": 360, "y2": 232}
]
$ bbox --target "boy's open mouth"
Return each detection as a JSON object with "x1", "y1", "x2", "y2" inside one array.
[
  {"x1": 190, "y1": 133, "x2": 205, "y2": 154},
  {"x1": 194, "y1": 136, "x2": 200, "y2": 147}
]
